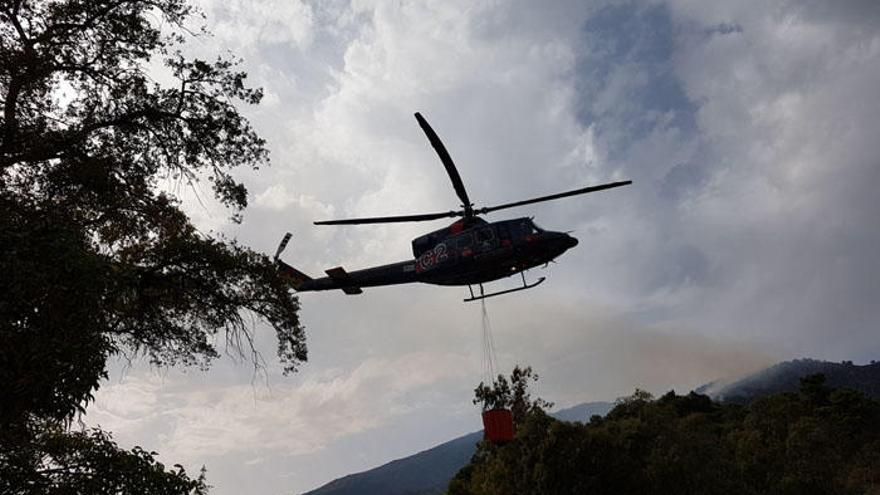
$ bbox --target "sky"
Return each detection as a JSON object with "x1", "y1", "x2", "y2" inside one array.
[{"x1": 84, "y1": 1, "x2": 880, "y2": 493}]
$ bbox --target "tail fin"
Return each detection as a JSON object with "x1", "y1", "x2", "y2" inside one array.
[
  {"x1": 278, "y1": 260, "x2": 313, "y2": 289},
  {"x1": 274, "y1": 232, "x2": 312, "y2": 289}
]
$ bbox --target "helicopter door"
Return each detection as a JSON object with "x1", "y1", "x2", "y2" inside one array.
[
  {"x1": 496, "y1": 222, "x2": 513, "y2": 247},
  {"x1": 474, "y1": 226, "x2": 496, "y2": 253},
  {"x1": 456, "y1": 232, "x2": 475, "y2": 259}
]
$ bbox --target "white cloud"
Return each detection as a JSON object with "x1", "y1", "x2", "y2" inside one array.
[
  {"x1": 254, "y1": 184, "x2": 336, "y2": 220},
  {"x1": 88, "y1": 351, "x2": 470, "y2": 464},
  {"x1": 658, "y1": 0, "x2": 880, "y2": 354},
  {"x1": 194, "y1": 0, "x2": 315, "y2": 51}
]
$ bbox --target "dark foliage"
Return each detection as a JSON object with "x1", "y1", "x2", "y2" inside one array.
[
  {"x1": 473, "y1": 366, "x2": 553, "y2": 422},
  {"x1": 449, "y1": 374, "x2": 880, "y2": 495},
  {"x1": 1, "y1": 0, "x2": 304, "y2": 492},
  {"x1": 1, "y1": 419, "x2": 209, "y2": 494}
]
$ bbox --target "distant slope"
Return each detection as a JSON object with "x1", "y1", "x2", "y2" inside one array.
[
  {"x1": 301, "y1": 402, "x2": 612, "y2": 495},
  {"x1": 550, "y1": 401, "x2": 615, "y2": 423},
  {"x1": 697, "y1": 358, "x2": 880, "y2": 402},
  {"x1": 302, "y1": 431, "x2": 481, "y2": 495}
]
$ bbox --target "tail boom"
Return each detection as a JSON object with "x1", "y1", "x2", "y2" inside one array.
[{"x1": 273, "y1": 233, "x2": 419, "y2": 295}]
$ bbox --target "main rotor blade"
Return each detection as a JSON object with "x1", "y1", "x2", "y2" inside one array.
[
  {"x1": 314, "y1": 210, "x2": 462, "y2": 225},
  {"x1": 414, "y1": 112, "x2": 473, "y2": 215},
  {"x1": 477, "y1": 180, "x2": 632, "y2": 215}
]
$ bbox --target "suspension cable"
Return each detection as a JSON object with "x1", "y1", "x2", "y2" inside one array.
[{"x1": 480, "y1": 297, "x2": 499, "y2": 386}]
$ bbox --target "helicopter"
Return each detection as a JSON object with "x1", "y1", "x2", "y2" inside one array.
[{"x1": 275, "y1": 112, "x2": 631, "y2": 302}]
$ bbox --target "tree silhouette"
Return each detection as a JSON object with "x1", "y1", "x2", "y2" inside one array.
[{"x1": 1, "y1": 1, "x2": 304, "y2": 491}]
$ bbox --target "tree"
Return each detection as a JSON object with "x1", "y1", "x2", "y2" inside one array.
[
  {"x1": 1, "y1": 0, "x2": 305, "y2": 491},
  {"x1": 452, "y1": 367, "x2": 555, "y2": 494},
  {"x1": 1, "y1": 421, "x2": 209, "y2": 494},
  {"x1": 473, "y1": 365, "x2": 553, "y2": 423},
  {"x1": 450, "y1": 384, "x2": 880, "y2": 495}
]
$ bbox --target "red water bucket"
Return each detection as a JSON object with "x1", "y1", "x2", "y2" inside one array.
[{"x1": 482, "y1": 408, "x2": 514, "y2": 444}]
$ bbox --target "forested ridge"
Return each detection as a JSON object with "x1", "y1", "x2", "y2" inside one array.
[
  {"x1": 449, "y1": 374, "x2": 880, "y2": 495},
  {"x1": 700, "y1": 359, "x2": 880, "y2": 403}
]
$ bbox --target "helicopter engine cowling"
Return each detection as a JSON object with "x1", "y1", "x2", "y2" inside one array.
[{"x1": 411, "y1": 217, "x2": 487, "y2": 257}]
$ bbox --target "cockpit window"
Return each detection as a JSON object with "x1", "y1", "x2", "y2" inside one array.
[{"x1": 516, "y1": 219, "x2": 542, "y2": 235}]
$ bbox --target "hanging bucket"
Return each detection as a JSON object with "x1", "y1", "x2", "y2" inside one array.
[{"x1": 482, "y1": 408, "x2": 514, "y2": 444}]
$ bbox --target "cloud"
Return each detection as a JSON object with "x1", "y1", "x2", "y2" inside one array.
[
  {"x1": 660, "y1": 0, "x2": 880, "y2": 356},
  {"x1": 193, "y1": 0, "x2": 315, "y2": 51},
  {"x1": 221, "y1": 0, "x2": 615, "y2": 272},
  {"x1": 87, "y1": 351, "x2": 470, "y2": 465},
  {"x1": 559, "y1": 1, "x2": 880, "y2": 360},
  {"x1": 254, "y1": 185, "x2": 336, "y2": 220}
]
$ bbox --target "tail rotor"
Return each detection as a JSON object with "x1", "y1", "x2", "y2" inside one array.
[
  {"x1": 273, "y1": 232, "x2": 313, "y2": 289},
  {"x1": 275, "y1": 232, "x2": 292, "y2": 261}
]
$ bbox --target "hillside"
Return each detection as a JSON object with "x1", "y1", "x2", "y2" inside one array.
[
  {"x1": 303, "y1": 431, "x2": 481, "y2": 495},
  {"x1": 301, "y1": 402, "x2": 612, "y2": 495},
  {"x1": 698, "y1": 358, "x2": 880, "y2": 402}
]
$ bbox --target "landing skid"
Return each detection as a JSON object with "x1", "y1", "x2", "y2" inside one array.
[{"x1": 464, "y1": 272, "x2": 546, "y2": 302}]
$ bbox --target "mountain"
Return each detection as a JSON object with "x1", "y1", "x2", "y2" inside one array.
[
  {"x1": 301, "y1": 402, "x2": 613, "y2": 495},
  {"x1": 549, "y1": 401, "x2": 615, "y2": 423},
  {"x1": 302, "y1": 431, "x2": 481, "y2": 495},
  {"x1": 696, "y1": 358, "x2": 880, "y2": 403}
]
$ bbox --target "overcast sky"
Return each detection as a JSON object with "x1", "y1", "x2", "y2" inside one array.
[{"x1": 84, "y1": 1, "x2": 880, "y2": 493}]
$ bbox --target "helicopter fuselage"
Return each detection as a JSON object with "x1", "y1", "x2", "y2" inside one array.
[{"x1": 289, "y1": 217, "x2": 577, "y2": 293}]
